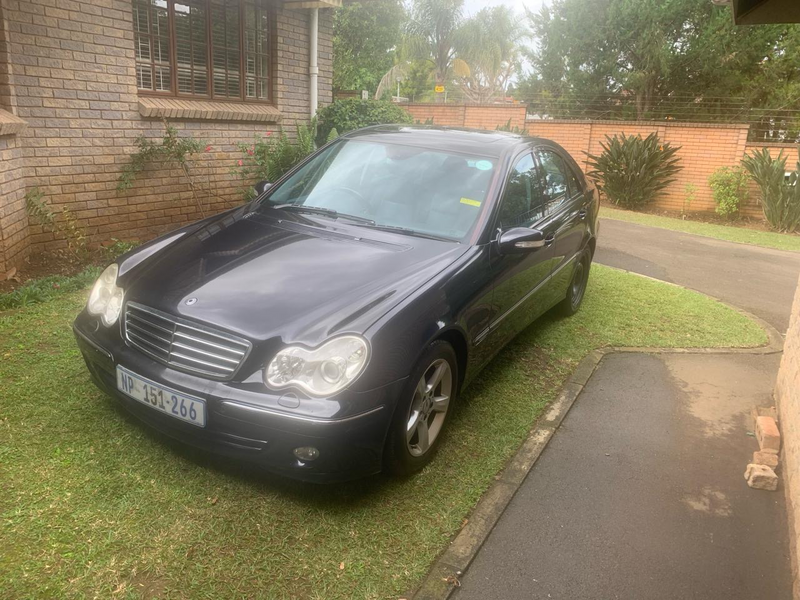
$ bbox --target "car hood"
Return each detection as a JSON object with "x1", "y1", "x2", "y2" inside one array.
[{"x1": 123, "y1": 208, "x2": 467, "y2": 345}]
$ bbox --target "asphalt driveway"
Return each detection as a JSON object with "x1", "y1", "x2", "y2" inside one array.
[
  {"x1": 451, "y1": 218, "x2": 800, "y2": 600},
  {"x1": 595, "y1": 218, "x2": 800, "y2": 333}
]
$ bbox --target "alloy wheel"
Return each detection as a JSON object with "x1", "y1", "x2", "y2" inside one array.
[{"x1": 406, "y1": 359, "x2": 452, "y2": 457}]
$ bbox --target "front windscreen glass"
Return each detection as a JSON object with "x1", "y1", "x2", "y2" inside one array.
[{"x1": 259, "y1": 139, "x2": 498, "y2": 241}]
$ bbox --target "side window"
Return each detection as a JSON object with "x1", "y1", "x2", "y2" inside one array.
[
  {"x1": 566, "y1": 165, "x2": 584, "y2": 198},
  {"x1": 497, "y1": 154, "x2": 545, "y2": 229},
  {"x1": 534, "y1": 149, "x2": 569, "y2": 215}
]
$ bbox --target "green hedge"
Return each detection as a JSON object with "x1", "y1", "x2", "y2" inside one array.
[{"x1": 315, "y1": 99, "x2": 413, "y2": 147}]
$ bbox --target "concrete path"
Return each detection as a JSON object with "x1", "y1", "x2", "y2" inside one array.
[
  {"x1": 455, "y1": 352, "x2": 791, "y2": 600},
  {"x1": 451, "y1": 220, "x2": 800, "y2": 600},
  {"x1": 595, "y1": 218, "x2": 800, "y2": 333}
]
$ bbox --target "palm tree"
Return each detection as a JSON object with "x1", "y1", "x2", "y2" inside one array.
[
  {"x1": 453, "y1": 6, "x2": 523, "y2": 103},
  {"x1": 376, "y1": 0, "x2": 464, "y2": 102},
  {"x1": 375, "y1": 1, "x2": 523, "y2": 105}
]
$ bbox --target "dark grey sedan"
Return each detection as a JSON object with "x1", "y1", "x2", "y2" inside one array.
[{"x1": 73, "y1": 126, "x2": 599, "y2": 482}]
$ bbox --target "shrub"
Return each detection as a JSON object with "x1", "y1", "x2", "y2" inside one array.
[
  {"x1": 118, "y1": 123, "x2": 205, "y2": 192},
  {"x1": 25, "y1": 187, "x2": 88, "y2": 262},
  {"x1": 743, "y1": 148, "x2": 800, "y2": 233},
  {"x1": 682, "y1": 183, "x2": 697, "y2": 217},
  {"x1": 496, "y1": 118, "x2": 529, "y2": 135},
  {"x1": 708, "y1": 167, "x2": 750, "y2": 219},
  {"x1": 102, "y1": 238, "x2": 140, "y2": 260},
  {"x1": 231, "y1": 121, "x2": 317, "y2": 200},
  {"x1": 315, "y1": 99, "x2": 412, "y2": 147},
  {"x1": 585, "y1": 133, "x2": 682, "y2": 209}
]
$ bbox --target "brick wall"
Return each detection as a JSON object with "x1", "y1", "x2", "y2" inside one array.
[
  {"x1": 404, "y1": 103, "x2": 527, "y2": 131},
  {"x1": 776, "y1": 275, "x2": 800, "y2": 599},
  {"x1": 0, "y1": 0, "x2": 333, "y2": 274},
  {"x1": 524, "y1": 119, "x2": 759, "y2": 217},
  {"x1": 0, "y1": 134, "x2": 27, "y2": 270}
]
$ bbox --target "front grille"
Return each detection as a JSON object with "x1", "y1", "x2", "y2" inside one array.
[{"x1": 124, "y1": 302, "x2": 251, "y2": 380}]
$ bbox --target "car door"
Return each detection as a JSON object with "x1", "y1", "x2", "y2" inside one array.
[
  {"x1": 533, "y1": 147, "x2": 587, "y2": 301},
  {"x1": 480, "y1": 152, "x2": 561, "y2": 352}
]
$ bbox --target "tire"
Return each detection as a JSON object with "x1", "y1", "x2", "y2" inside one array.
[
  {"x1": 385, "y1": 340, "x2": 458, "y2": 476},
  {"x1": 558, "y1": 247, "x2": 592, "y2": 317}
]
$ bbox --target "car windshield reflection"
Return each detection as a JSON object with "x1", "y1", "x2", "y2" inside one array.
[{"x1": 259, "y1": 139, "x2": 498, "y2": 241}]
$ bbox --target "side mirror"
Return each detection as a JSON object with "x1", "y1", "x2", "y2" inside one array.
[
  {"x1": 254, "y1": 180, "x2": 273, "y2": 196},
  {"x1": 498, "y1": 227, "x2": 545, "y2": 254}
]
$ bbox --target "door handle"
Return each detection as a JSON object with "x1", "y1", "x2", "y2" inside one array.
[
  {"x1": 579, "y1": 208, "x2": 588, "y2": 220},
  {"x1": 544, "y1": 233, "x2": 556, "y2": 246}
]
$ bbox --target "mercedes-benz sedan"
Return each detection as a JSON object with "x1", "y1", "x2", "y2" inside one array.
[{"x1": 73, "y1": 126, "x2": 599, "y2": 482}]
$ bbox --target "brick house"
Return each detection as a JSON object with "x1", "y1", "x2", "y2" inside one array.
[{"x1": 0, "y1": 0, "x2": 338, "y2": 275}]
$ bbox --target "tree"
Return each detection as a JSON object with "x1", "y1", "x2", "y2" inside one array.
[
  {"x1": 452, "y1": 6, "x2": 523, "y2": 103},
  {"x1": 405, "y1": 0, "x2": 465, "y2": 102},
  {"x1": 374, "y1": 0, "x2": 524, "y2": 104},
  {"x1": 333, "y1": 0, "x2": 406, "y2": 94},
  {"x1": 520, "y1": 0, "x2": 793, "y2": 122}
]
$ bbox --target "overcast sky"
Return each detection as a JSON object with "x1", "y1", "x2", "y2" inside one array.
[{"x1": 462, "y1": 0, "x2": 546, "y2": 17}]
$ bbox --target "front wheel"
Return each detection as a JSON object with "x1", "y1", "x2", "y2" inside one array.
[
  {"x1": 385, "y1": 341, "x2": 458, "y2": 476},
  {"x1": 558, "y1": 247, "x2": 592, "y2": 317}
]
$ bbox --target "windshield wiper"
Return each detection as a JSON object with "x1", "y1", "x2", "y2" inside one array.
[
  {"x1": 273, "y1": 204, "x2": 376, "y2": 225},
  {"x1": 365, "y1": 224, "x2": 456, "y2": 243}
]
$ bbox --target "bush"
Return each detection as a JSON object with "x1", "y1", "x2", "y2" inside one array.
[
  {"x1": 25, "y1": 187, "x2": 88, "y2": 262},
  {"x1": 708, "y1": 166, "x2": 750, "y2": 219},
  {"x1": 315, "y1": 99, "x2": 412, "y2": 147},
  {"x1": 743, "y1": 148, "x2": 800, "y2": 233},
  {"x1": 232, "y1": 121, "x2": 317, "y2": 200},
  {"x1": 585, "y1": 133, "x2": 682, "y2": 209}
]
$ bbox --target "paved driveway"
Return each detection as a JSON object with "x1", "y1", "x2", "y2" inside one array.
[
  {"x1": 452, "y1": 219, "x2": 800, "y2": 600},
  {"x1": 595, "y1": 218, "x2": 800, "y2": 333}
]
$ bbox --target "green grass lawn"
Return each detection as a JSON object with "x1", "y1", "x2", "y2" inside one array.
[
  {"x1": 601, "y1": 205, "x2": 800, "y2": 253},
  {"x1": 0, "y1": 265, "x2": 766, "y2": 600}
]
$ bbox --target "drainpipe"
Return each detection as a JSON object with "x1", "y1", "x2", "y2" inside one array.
[{"x1": 309, "y1": 8, "x2": 319, "y2": 118}]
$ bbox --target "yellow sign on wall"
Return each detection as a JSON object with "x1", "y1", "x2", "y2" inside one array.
[{"x1": 434, "y1": 85, "x2": 445, "y2": 93}]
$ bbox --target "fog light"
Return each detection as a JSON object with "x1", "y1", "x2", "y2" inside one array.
[{"x1": 293, "y1": 447, "x2": 320, "y2": 462}]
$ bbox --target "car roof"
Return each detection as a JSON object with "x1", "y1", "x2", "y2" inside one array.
[{"x1": 340, "y1": 124, "x2": 550, "y2": 159}]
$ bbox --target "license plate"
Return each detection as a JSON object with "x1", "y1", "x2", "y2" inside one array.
[{"x1": 116, "y1": 365, "x2": 206, "y2": 428}]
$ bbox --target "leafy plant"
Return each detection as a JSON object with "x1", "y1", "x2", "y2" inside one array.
[
  {"x1": 496, "y1": 118, "x2": 529, "y2": 135},
  {"x1": 315, "y1": 98, "x2": 412, "y2": 147},
  {"x1": 585, "y1": 133, "x2": 682, "y2": 209},
  {"x1": 118, "y1": 123, "x2": 206, "y2": 192},
  {"x1": 708, "y1": 166, "x2": 749, "y2": 219},
  {"x1": 118, "y1": 120, "x2": 211, "y2": 216},
  {"x1": 743, "y1": 148, "x2": 800, "y2": 233},
  {"x1": 25, "y1": 187, "x2": 89, "y2": 261},
  {"x1": 231, "y1": 121, "x2": 317, "y2": 201},
  {"x1": 102, "y1": 238, "x2": 140, "y2": 260},
  {"x1": 682, "y1": 183, "x2": 697, "y2": 218}
]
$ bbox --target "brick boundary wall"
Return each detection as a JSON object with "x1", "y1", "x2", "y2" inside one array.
[
  {"x1": 0, "y1": 0, "x2": 333, "y2": 275},
  {"x1": 522, "y1": 119, "x2": 769, "y2": 218},
  {"x1": 388, "y1": 113, "x2": 788, "y2": 220},
  {"x1": 403, "y1": 102, "x2": 528, "y2": 131},
  {"x1": 776, "y1": 274, "x2": 800, "y2": 599}
]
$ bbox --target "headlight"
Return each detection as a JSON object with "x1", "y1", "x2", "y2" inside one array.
[
  {"x1": 265, "y1": 335, "x2": 370, "y2": 397},
  {"x1": 87, "y1": 263, "x2": 124, "y2": 327}
]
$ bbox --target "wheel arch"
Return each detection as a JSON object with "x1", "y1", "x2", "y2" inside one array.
[{"x1": 432, "y1": 327, "x2": 469, "y2": 394}]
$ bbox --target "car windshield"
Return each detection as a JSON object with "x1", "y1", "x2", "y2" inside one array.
[{"x1": 259, "y1": 138, "x2": 498, "y2": 241}]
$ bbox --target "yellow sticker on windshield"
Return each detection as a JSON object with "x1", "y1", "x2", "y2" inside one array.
[{"x1": 460, "y1": 198, "x2": 481, "y2": 207}]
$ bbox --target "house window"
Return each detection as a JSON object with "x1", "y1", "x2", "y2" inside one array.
[{"x1": 133, "y1": 0, "x2": 273, "y2": 103}]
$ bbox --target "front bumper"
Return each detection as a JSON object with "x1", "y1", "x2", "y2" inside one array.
[{"x1": 73, "y1": 314, "x2": 402, "y2": 483}]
